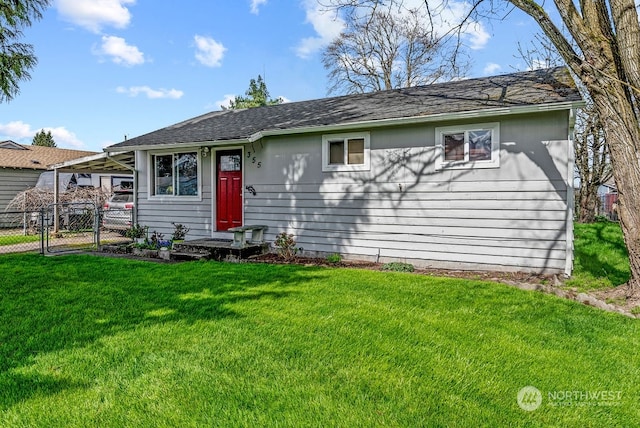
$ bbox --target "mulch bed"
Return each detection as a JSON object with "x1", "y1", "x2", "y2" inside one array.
[{"x1": 250, "y1": 253, "x2": 559, "y2": 284}]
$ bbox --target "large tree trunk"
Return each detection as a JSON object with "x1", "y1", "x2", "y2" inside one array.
[
  {"x1": 591, "y1": 88, "x2": 640, "y2": 295},
  {"x1": 509, "y1": 0, "x2": 640, "y2": 295}
]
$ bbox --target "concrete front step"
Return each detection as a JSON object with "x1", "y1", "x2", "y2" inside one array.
[{"x1": 171, "y1": 239, "x2": 269, "y2": 261}]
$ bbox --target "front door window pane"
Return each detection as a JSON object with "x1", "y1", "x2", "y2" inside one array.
[{"x1": 220, "y1": 154, "x2": 241, "y2": 172}]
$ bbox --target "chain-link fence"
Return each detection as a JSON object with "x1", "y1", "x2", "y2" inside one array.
[
  {"x1": 0, "y1": 210, "x2": 44, "y2": 254},
  {"x1": 0, "y1": 204, "x2": 132, "y2": 255}
]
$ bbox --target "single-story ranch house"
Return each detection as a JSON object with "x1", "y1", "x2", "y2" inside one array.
[{"x1": 105, "y1": 67, "x2": 584, "y2": 274}]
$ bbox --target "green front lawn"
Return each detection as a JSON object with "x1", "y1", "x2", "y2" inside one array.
[{"x1": 0, "y1": 253, "x2": 638, "y2": 426}]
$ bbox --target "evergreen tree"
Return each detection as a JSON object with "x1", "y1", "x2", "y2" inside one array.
[
  {"x1": 0, "y1": 0, "x2": 50, "y2": 102},
  {"x1": 32, "y1": 129, "x2": 56, "y2": 147},
  {"x1": 227, "y1": 75, "x2": 282, "y2": 109}
]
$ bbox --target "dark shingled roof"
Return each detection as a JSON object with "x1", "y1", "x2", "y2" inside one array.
[{"x1": 108, "y1": 67, "x2": 581, "y2": 150}]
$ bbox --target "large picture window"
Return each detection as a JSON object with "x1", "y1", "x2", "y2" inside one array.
[
  {"x1": 322, "y1": 132, "x2": 370, "y2": 172},
  {"x1": 152, "y1": 152, "x2": 199, "y2": 196},
  {"x1": 435, "y1": 123, "x2": 500, "y2": 170}
]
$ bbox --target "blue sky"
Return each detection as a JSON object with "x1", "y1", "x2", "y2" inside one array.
[{"x1": 0, "y1": 0, "x2": 542, "y2": 152}]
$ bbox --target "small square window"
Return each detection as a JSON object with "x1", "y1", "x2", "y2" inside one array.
[
  {"x1": 322, "y1": 133, "x2": 370, "y2": 172},
  {"x1": 435, "y1": 123, "x2": 500, "y2": 170}
]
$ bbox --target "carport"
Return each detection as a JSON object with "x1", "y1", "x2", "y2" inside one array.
[{"x1": 49, "y1": 151, "x2": 136, "y2": 231}]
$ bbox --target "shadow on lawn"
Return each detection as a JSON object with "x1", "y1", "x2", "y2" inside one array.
[
  {"x1": 0, "y1": 254, "x2": 321, "y2": 409},
  {"x1": 573, "y1": 221, "x2": 630, "y2": 286}
]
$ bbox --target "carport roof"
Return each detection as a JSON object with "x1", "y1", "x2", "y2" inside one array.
[{"x1": 50, "y1": 151, "x2": 135, "y2": 173}]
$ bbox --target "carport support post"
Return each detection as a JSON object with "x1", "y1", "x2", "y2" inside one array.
[{"x1": 53, "y1": 168, "x2": 59, "y2": 233}]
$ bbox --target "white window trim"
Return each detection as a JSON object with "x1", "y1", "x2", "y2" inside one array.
[
  {"x1": 322, "y1": 132, "x2": 371, "y2": 172},
  {"x1": 435, "y1": 122, "x2": 500, "y2": 170},
  {"x1": 147, "y1": 150, "x2": 203, "y2": 201}
]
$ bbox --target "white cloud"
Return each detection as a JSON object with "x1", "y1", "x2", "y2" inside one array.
[
  {"x1": 0, "y1": 121, "x2": 84, "y2": 149},
  {"x1": 296, "y1": 2, "x2": 345, "y2": 59},
  {"x1": 93, "y1": 35, "x2": 145, "y2": 66},
  {"x1": 0, "y1": 121, "x2": 33, "y2": 139},
  {"x1": 57, "y1": 0, "x2": 135, "y2": 33},
  {"x1": 214, "y1": 94, "x2": 236, "y2": 110},
  {"x1": 116, "y1": 86, "x2": 184, "y2": 99},
  {"x1": 194, "y1": 35, "x2": 226, "y2": 68},
  {"x1": 483, "y1": 63, "x2": 501, "y2": 75},
  {"x1": 47, "y1": 127, "x2": 85, "y2": 149},
  {"x1": 297, "y1": 0, "x2": 490, "y2": 58},
  {"x1": 465, "y1": 21, "x2": 490, "y2": 50},
  {"x1": 250, "y1": 0, "x2": 268, "y2": 14}
]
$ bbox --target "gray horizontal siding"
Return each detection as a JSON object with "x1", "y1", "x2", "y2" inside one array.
[
  {"x1": 133, "y1": 111, "x2": 572, "y2": 273},
  {"x1": 0, "y1": 169, "x2": 40, "y2": 212},
  {"x1": 242, "y1": 115, "x2": 571, "y2": 272}
]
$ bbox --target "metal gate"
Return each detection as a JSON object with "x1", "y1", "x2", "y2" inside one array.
[{"x1": 42, "y1": 202, "x2": 99, "y2": 253}]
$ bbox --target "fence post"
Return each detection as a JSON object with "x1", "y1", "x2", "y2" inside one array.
[
  {"x1": 39, "y1": 208, "x2": 45, "y2": 255},
  {"x1": 95, "y1": 207, "x2": 101, "y2": 250}
]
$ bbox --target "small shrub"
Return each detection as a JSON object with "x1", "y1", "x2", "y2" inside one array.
[
  {"x1": 381, "y1": 262, "x2": 415, "y2": 272},
  {"x1": 125, "y1": 224, "x2": 147, "y2": 239},
  {"x1": 326, "y1": 253, "x2": 342, "y2": 264},
  {"x1": 274, "y1": 232, "x2": 300, "y2": 260},
  {"x1": 171, "y1": 222, "x2": 190, "y2": 241}
]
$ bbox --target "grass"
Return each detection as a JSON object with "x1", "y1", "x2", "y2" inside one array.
[
  {"x1": 0, "y1": 253, "x2": 639, "y2": 427},
  {"x1": 566, "y1": 221, "x2": 631, "y2": 290},
  {"x1": 0, "y1": 234, "x2": 40, "y2": 246}
]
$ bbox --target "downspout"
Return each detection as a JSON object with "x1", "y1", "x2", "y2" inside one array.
[{"x1": 565, "y1": 108, "x2": 576, "y2": 277}]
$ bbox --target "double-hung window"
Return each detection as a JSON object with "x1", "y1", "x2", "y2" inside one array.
[
  {"x1": 151, "y1": 152, "x2": 199, "y2": 196},
  {"x1": 435, "y1": 123, "x2": 500, "y2": 170},
  {"x1": 322, "y1": 132, "x2": 370, "y2": 172}
]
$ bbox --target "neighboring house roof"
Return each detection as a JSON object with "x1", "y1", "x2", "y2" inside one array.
[
  {"x1": 107, "y1": 67, "x2": 583, "y2": 151},
  {"x1": 0, "y1": 142, "x2": 97, "y2": 170},
  {"x1": 602, "y1": 177, "x2": 617, "y2": 189}
]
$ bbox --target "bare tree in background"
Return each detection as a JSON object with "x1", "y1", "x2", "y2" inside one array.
[
  {"x1": 574, "y1": 105, "x2": 611, "y2": 223},
  {"x1": 323, "y1": 0, "x2": 640, "y2": 296},
  {"x1": 515, "y1": 35, "x2": 612, "y2": 224},
  {"x1": 322, "y1": 3, "x2": 469, "y2": 94}
]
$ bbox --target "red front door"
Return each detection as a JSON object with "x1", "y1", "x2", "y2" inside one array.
[{"x1": 216, "y1": 150, "x2": 243, "y2": 231}]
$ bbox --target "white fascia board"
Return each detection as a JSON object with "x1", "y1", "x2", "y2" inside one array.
[
  {"x1": 104, "y1": 139, "x2": 249, "y2": 153},
  {"x1": 49, "y1": 152, "x2": 111, "y2": 170},
  {"x1": 249, "y1": 101, "x2": 586, "y2": 142}
]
